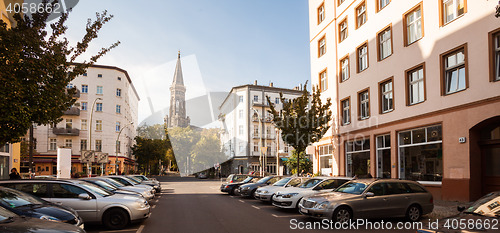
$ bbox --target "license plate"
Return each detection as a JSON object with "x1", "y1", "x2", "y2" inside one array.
[{"x1": 301, "y1": 208, "x2": 308, "y2": 214}]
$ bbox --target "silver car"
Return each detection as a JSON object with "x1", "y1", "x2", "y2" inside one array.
[
  {"x1": 0, "y1": 179, "x2": 151, "y2": 230},
  {"x1": 298, "y1": 179, "x2": 434, "y2": 223},
  {"x1": 105, "y1": 176, "x2": 156, "y2": 196},
  {"x1": 255, "y1": 177, "x2": 309, "y2": 202},
  {"x1": 90, "y1": 177, "x2": 154, "y2": 200}
]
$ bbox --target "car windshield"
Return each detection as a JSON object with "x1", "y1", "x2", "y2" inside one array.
[
  {"x1": 122, "y1": 177, "x2": 140, "y2": 185},
  {"x1": 256, "y1": 177, "x2": 271, "y2": 184},
  {"x1": 104, "y1": 178, "x2": 125, "y2": 187},
  {"x1": 0, "y1": 188, "x2": 44, "y2": 208},
  {"x1": 273, "y1": 177, "x2": 291, "y2": 187},
  {"x1": 334, "y1": 182, "x2": 368, "y2": 195},
  {"x1": 133, "y1": 175, "x2": 146, "y2": 181},
  {"x1": 78, "y1": 182, "x2": 113, "y2": 197},
  {"x1": 0, "y1": 206, "x2": 16, "y2": 223},
  {"x1": 464, "y1": 192, "x2": 500, "y2": 218},
  {"x1": 299, "y1": 179, "x2": 322, "y2": 188},
  {"x1": 86, "y1": 180, "x2": 117, "y2": 191},
  {"x1": 109, "y1": 177, "x2": 132, "y2": 186},
  {"x1": 242, "y1": 177, "x2": 254, "y2": 183},
  {"x1": 127, "y1": 176, "x2": 143, "y2": 183}
]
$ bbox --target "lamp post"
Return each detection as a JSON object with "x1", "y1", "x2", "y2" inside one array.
[
  {"x1": 251, "y1": 108, "x2": 264, "y2": 177},
  {"x1": 116, "y1": 121, "x2": 134, "y2": 175},
  {"x1": 88, "y1": 97, "x2": 103, "y2": 177}
]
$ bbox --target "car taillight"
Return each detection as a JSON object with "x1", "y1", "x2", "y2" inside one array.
[{"x1": 230, "y1": 180, "x2": 233, "y2": 183}]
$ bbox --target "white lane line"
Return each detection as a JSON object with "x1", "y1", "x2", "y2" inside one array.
[
  {"x1": 136, "y1": 224, "x2": 145, "y2": 233},
  {"x1": 238, "y1": 200, "x2": 245, "y2": 203},
  {"x1": 271, "y1": 214, "x2": 298, "y2": 218},
  {"x1": 230, "y1": 196, "x2": 235, "y2": 198},
  {"x1": 152, "y1": 205, "x2": 156, "y2": 209},
  {"x1": 251, "y1": 205, "x2": 260, "y2": 209}
]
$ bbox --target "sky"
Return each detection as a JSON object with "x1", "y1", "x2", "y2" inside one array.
[{"x1": 62, "y1": 0, "x2": 311, "y2": 122}]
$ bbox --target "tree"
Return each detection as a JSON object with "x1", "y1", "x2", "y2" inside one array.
[
  {"x1": 284, "y1": 150, "x2": 312, "y2": 175},
  {"x1": 132, "y1": 137, "x2": 169, "y2": 175},
  {"x1": 267, "y1": 82, "x2": 332, "y2": 175},
  {"x1": 190, "y1": 128, "x2": 227, "y2": 172},
  {"x1": 137, "y1": 124, "x2": 166, "y2": 140},
  {"x1": 496, "y1": 2, "x2": 500, "y2": 18},
  {"x1": 0, "y1": 5, "x2": 119, "y2": 146}
]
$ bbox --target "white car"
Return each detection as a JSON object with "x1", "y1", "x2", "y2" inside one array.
[
  {"x1": 272, "y1": 177, "x2": 351, "y2": 209},
  {"x1": 255, "y1": 177, "x2": 308, "y2": 202}
]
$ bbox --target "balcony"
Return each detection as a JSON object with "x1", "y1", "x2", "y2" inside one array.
[
  {"x1": 72, "y1": 88, "x2": 80, "y2": 98},
  {"x1": 53, "y1": 127, "x2": 80, "y2": 136},
  {"x1": 64, "y1": 107, "x2": 80, "y2": 116}
]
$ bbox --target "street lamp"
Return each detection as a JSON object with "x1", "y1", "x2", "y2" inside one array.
[
  {"x1": 88, "y1": 97, "x2": 103, "y2": 177},
  {"x1": 116, "y1": 121, "x2": 134, "y2": 175}
]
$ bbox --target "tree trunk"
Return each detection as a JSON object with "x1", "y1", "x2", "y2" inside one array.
[{"x1": 29, "y1": 124, "x2": 34, "y2": 177}]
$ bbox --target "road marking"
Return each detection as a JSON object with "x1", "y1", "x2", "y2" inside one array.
[
  {"x1": 271, "y1": 214, "x2": 298, "y2": 218},
  {"x1": 152, "y1": 205, "x2": 156, "y2": 209},
  {"x1": 136, "y1": 224, "x2": 145, "y2": 233},
  {"x1": 251, "y1": 205, "x2": 260, "y2": 209},
  {"x1": 238, "y1": 200, "x2": 245, "y2": 203},
  {"x1": 230, "y1": 196, "x2": 235, "y2": 198}
]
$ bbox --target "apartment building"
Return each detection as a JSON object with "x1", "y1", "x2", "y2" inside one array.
[
  {"x1": 309, "y1": 0, "x2": 500, "y2": 201},
  {"x1": 218, "y1": 81, "x2": 303, "y2": 175},
  {"x1": 26, "y1": 65, "x2": 140, "y2": 176}
]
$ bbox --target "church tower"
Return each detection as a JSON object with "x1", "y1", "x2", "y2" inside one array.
[{"x1": 166, "y1": 51, "x2": 190, "y2": 128}]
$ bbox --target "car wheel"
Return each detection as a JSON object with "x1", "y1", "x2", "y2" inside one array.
[
  {"x1": 269, "y1": 194, "x2": 275, "y2": 203},
  {"x1": 295, "y1": 198, "x2": 303, "y2": 209},
  {"x1": 103, "y1": 208, "x2": 129, "y2": 230},
  {"x1": 333, "y1": 206, "x2": 352, "y2": 224},
  {"x1": 250, "y1": 189, "x2": 256, "y2": 198},
  {"x1": 406, "y1": 205, "x2": 421, "y2": 222},
  {"x1": 229, "y1": 187, "x2": 236, "y2": 196}
]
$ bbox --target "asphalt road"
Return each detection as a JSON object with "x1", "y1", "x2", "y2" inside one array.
[{"x1": 86, "y1": 176, "x2": 426, "y2": 233}]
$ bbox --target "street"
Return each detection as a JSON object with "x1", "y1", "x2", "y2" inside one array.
[{"x1": 85, "y1": 176, "x2": 428, "y2": 233}]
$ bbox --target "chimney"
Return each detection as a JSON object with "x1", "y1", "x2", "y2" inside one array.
[
  {"x1": 270, "y1": 82, "x2": 273, "y2": 87},
  {"x1": 254, "y1": 80, "x2": 258, "y2": 85}
]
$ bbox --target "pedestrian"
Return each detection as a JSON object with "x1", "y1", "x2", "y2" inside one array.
[{"x1": 9, "y1": 168, "x2": 21, "y2": 180}]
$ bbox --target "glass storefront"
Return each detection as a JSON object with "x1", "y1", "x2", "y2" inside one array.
[
  {"x1": 346, "y1": 139, "x2": 370, "y2": 177},
  {"x1": 399, "y1": 125, "x2": 443, "y2": 182},
  {"x1": 376, "y1": 134, "x2": 391, "y2": 178}
]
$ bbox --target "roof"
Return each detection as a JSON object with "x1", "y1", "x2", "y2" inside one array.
[
  {"x1": 89, "y1": 64, "x2": 141, "y2": 101},
  {"x1": 219, "y1": 84, "x2": 305, "y2": 110},
  {"x1": 172, "y1": 51, "x2": 184, "y2": 86}
]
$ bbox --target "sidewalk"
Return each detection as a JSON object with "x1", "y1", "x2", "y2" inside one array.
[{"x1": 424, "y1": 200, "x2": 472, "y2": 220}]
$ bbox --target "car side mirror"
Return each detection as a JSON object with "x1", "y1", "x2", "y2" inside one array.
[
  {"x1": 78, "y1": 193, "x2": 91, "y2": 200},
  {"x1": 364, "y1": 192, "x2": 375, "y2": 198},
  {"x1": 457, "y1": 206, "x2": 466, "y2": 212}
]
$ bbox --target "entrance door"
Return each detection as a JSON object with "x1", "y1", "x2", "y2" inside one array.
[{"x1": 482, "y1": 144, "x2": 500, "y2": 194}]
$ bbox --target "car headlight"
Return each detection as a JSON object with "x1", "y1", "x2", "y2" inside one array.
[
  {"x1": 40, "y1": 215, "x2": 60, "y2": 222},
  {"x1": 136, "y1": 199, "x2": 148, "y2": 208},
  {"x1": 314, "y1": 201, "x2": 329, "y2": 210},
  {"x1": 262, "y1": 190, "x2": 268, "y2": 194},
  {"x1": 281, "y1": 193, "x2": 299, "y2": 198}
]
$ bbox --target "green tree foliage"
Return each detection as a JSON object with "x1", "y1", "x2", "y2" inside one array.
[
  {"x1": 496, "y1": 3, "x2": 500, "y2": 18},
  {"x1": 137, "y1": 124, "x2": 166, "y2": 140},
  {"x1": 0, "y1": 7, "x2": 119, "y2": 145},
  {"x1": 132, "y1": 137, "x2": 169, "y2": 176},
  {"x1": 267, "y1": 82, "x2": 332, "y2": 175},
  {"x1": 284, "y1": 150, "x2": 312, "y2": 175}
]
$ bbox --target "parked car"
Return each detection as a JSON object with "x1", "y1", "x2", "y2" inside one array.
[
  {"x1": 0, "y1": 179, "x2": 151, "y2": 230},
  {"x1": 129, "y1": 175, "x2": 160, "y2": 187},
  {"x1": 80, "y1": 178, "x2": 145, "y2": 199},
  {"x1": 225, "y1": 174, "x2": 249, "y2": 183},
  {"x1": 88, "y1": 177, "x2": 154, "y2": 200},
  {"x1": 105, "y1": 176, "x2": 156, "y2": 196},
  {"x1": 196, "y1": 172, "x2": 208, "y2": 179},
  {"x1": 272, "y1": 177, "x2": 351, "y2": 209},
  {"x1": 298, "y1": 179, "x2": 434, "y2": 223},
  {"x1": 125, "y1": 175, "x2": 161, "y2": 193},
  {"x1": 0, "y1": 205, "x2": 85, "y2": 233},
  {"x1": 255, "y1": 177, "x2": 309, "y2": 202},
  {"x1": 237, "y1": 176, "x2": 282, "y2": 198},
  {"x1": 418, "y1": 191, "x2": 500, "y2": 232},
  {"x1": 220, "y1": 176, "x2": 259, "y2": 195},
  {"x1": 0, "y1": 186, "x2": 83, "y2": 228}
]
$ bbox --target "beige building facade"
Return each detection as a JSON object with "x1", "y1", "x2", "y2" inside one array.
[{"x1": 309, "y1": 0, "x2": 500, "y2": 201}]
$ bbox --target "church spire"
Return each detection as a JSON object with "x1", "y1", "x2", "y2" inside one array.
[{"x1": 172, "y1": 50, "x2": 184, "y2": 85}]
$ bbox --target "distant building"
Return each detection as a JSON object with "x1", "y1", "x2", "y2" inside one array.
[
  {"x1": 218, "y1": 81, "x2": 303, "y2": 175},
  {"x1": 308, "y1": 0, "x2": 500, "y2": 201},
  {"x1": 26, "y1": 65, "x2": 140, "y2": 175},
  {"x1": 165, "y1": 52, "x2": 190, "y2": 128}
]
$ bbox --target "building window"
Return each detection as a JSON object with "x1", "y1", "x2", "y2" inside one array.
[
  {"x1": 345, "y1": 138, "x2": 370, "y2": 177},
  {"x1": 83, "y1": 73, "x2": 87, "y2": 77},
  {"x1": 399, "y1": 125, "x2": 443, "y2": 182},
  {"x1": 253, "y1": 125, "x2": 259, "y2": 136},
  {"x1": 491, "y1": 30, "x2": 500, "y2": 82},
  {"x1": 239, "y1": 96, "x2": 243, "y2": 103},
  {"x1": 275, "y1": 97, "x2": 279, "y2": 104},
  {"x1": 81, "y1": 85, "x2": 88, "y2": 93},
  {"x1": 33, "y1": 138, "x2": 37, "y2": 150},
  {"x1": 339, "y1": 19, "x2": 348, "y2": 42},
  {"x1": 49, "y1": 138, "x2": 57, "y2": 151},
  {"x1": 96, "y1": 103, "x2": 103, "y2": 112},
  {"x1": 441, "y1": 0, "x2": 465, "y2": 25},
  {"x1": 380, "y1": 78, "x2": 394, "y2": 113},
  {"x1": 358, "y1": 90, "x2": 369, "y2": 120},
  {"x1": 253, "y1": 95, "x2": 258, "y2": 103},
  {"x1": 65, "y1": 139, "x2": 72, "y2": 148},
  {"x1": 253, "y1": 144, "x2": 258, "y2": 152},
  {"x1": 116, "y1": 105, "x2": 121, "y2": 114},
  {"x1": 116, "y1": 88, "x2": 121, "y2": 97},
  {"x1": 357, "y1": 42, "x2": 368, "y2": 72},
  {"x1": 81, "y1": 119, "x2": 87, "y2": 130},
  {"x1": 80, "y1": 139, "x2": 87, "y2": 151},
  {"x1": 340, "y1": 56, "x2": 349, "y2": 82},
  {"x1": 441, "y1": 45, "x2": 467, "y2": 95},
  {"x1": 81, "y1": 102, "x2": 87, "y2": 111},
  {"x1": 65, "y1": 119, "x2": 72, "y2": 129},
  {"x1": 239, "y1": 125, "x2": 243, "y2": 135},
  {"x1": 377, "y1": 0, "x2": 390, "y2": 11},
  {"x1": 97, "y1": 74, "x2": 102, "y2": 78},
  {"x1": 96, "y1": 86, "x2": 103, "y2": 95},
  {"x1": 356, "y1": 1, "x2": 367, "y2": 29},
  {"x1": 95, "y1": 140, "x2": 102, "y2": 152},
  {"x1": 318, "y1": 36, "x2": 326, "y2": 57},
  {"x1": 116, "y1": 122, "x2": 120, "y2": 132},
  {"x1": 117, "y1": 77, "x2": 121, "y2": 81},
  {"x1": 239, "y1": 143, "x2": 244, "y2": 153},
  {"x1": 239, "y1": 110, "x2": 243, "y2": 119},
  {"x1": 319, "y1": 70, "x2": 327, "y2": 92},
  {"x1": 317, "y1": 3, "x2": 325, "y2": 24},
  {"x1": 404, "y1": 4, "x2": 423, "y2": 46},
  {"x1": 406, "y1": 64, "x2": 425, "y2": 105},
  {"x1": 378, "y1": 26, "x2": 392, "y2": 60},
  {"x1": 341, "y1": 98, "x2": 350, "y2": 125},
  {"x1": 376, "y1": 134, "x2": 391, "y2": 178},
  {"x1": 96, "y1": 120, "x2": 102, "y2": 131}
]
